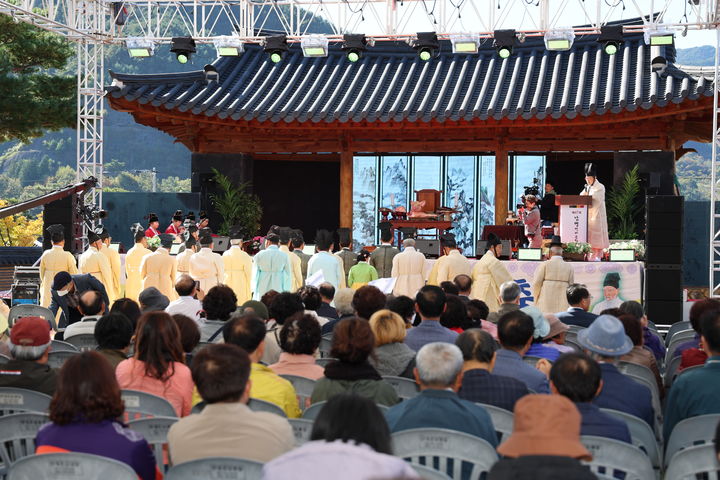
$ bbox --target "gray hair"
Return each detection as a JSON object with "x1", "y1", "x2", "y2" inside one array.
[
  {"x1": 500, "y1": 281, "x2": 521, "y2": 302},
  {"x1": 416, "y1": 342, "x2": 464, "y2": 387},
  {"x1": 230, "y1": 239, "x2": 243, "y2": 245},
  {"x1": 333, "y1": 288, "x2": 355, "y2": 316},
  {"x1": 403, "y1": 238, "x2": 416, "y2": 248},
  {"x1": 9, "y1": 341, "x2": 51, "y2": 361},
  {"x1": 550, "y1": 246, "x2": 563, "y2": 255}
]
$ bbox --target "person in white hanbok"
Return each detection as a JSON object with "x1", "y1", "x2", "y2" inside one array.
[{"x1": 580, "y1": 163, "x2": 610, "y2": 260}]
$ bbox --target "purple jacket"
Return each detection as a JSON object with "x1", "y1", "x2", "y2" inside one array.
[{"x1": 643, "y1": 327, "x2": 666, "y2": 362}]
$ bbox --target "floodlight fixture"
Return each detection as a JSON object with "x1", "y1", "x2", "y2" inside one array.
[
  {"x1": 126, "y1": 37, "x2": 155, "y2": 58},
  {"x1": 414, "y1": 32, "x2": 439, "y2": 61},
  {"x1": 342, "y1": 34, "x2": 368, "y2": 62},
  {"x1": 264, "y1": 35, "x2": 288, "y2": 63},
  {"x1": 450, "y1": 34, "x2": 480, "y2": 54},
  {"x1": 171, "y1": 36, "x2": 196, "y2": 64},
  {"x1": 650, "y1": 45, "x2": 667, "y2": 74},
  {"x1": 204, "y1": 65, "x2": 219, "y2": 82},
  {"x1": 544, "y1": 28, "x2": 575, "y2": 51},
  {"x1": 494, "y1": 29, "x2": 516, "y2": 59},
  {"x1": 644, "y1": 24, "x2": 675, "y2": 46},
  {"x1": 213, "y1": 35, "x2": 244, "y2": 57},
  {"x1": 301, "y1": 34, "x2": 329, "y2": 58},
  {"x1": 598, "y1": 25, "x2": 623, "y2": 55}
]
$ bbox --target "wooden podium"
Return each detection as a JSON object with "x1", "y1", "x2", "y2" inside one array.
[{"x1": 555, "y1": 195, "x2": 593, "y2": 243}]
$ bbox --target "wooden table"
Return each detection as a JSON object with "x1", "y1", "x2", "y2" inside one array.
[{"x1": 389, "y1": 219, "x2": 453, "y2": 244}]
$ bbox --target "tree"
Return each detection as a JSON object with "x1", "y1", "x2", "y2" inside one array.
[
  {"x1": 210, "y1": 169, "x2": 262, "y2": 237},
  {"x1": 0, "y1": 15, "x2": 76, "y2": 143},
  {"x1": 0, "y1": 200, "x2": 43, "y2": 246}
]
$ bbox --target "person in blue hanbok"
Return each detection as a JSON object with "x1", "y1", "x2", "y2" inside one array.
[
  {"x1": 252, "y1": 233, "x2": 292, "y2": 300},
  {"x1": 307, "y1": 230, "x2": 346, "y2": 290}
]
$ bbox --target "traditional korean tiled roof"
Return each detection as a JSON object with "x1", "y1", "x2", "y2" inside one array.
[{"x1": 107, "y1": 27, "x2": 713, "y2": 124}]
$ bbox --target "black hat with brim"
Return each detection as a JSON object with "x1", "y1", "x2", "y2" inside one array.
[{"x1": 487, "y1": 232, "x2": 502, "y2": 248}]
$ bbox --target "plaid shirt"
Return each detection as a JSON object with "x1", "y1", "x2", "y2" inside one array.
[{"x1": 458, "y1": 368, "x2": 529, "y2": 412}]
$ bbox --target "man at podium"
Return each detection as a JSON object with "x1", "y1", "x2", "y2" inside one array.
[{"x1": 580, "y1": 163, "x2": 609, "y2": 260}]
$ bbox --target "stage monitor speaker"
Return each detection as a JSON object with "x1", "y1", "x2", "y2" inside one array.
[
  {"x1": 645, "y1": 196, "x2": 683, "y2": 266},
  {"x1": 415, "y1": 239, "x2": 440, "y2": 258},
  {"x1": 645, "y1": 267, "x2": 683, "y2": 301}
]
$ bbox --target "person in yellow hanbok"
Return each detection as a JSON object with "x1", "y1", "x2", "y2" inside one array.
[
  {"x1": 124, "y1": 223, "x2": 151, "y2": 303},
  {"x1": 78, "y1": 229, "x2": 114, "y2": 301},
  {"x1": 223, "y1": 228, "x2": 252, "y2": 304},
  {"x1": 98, "y1": 227, "x2": 122, "y2": 302},
  {"x1": 140, "y1": 233, "x2": 178, "y2": 301},
  {"x1": 39, "y1": 224, "x2": 77, "y2": 307},
  {"x1": 470, "y1": 233, "x2": 512, "y2": 312}
]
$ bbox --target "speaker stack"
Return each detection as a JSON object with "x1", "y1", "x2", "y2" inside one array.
[
  {"x1": 644, "y1": 196, "x2": 684, "y2": 325},
  {"x1": 43, "y1": 194, "x2": 84, "y2": 254}
]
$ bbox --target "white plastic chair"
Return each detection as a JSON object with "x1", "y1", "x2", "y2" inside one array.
[
  {"x1": 665, "y1": 321, "x2": 690, "y2": 345},
  {"x1": 279, "y1": 374, "x2": 316, "y2": 412},
  {"x1": 600, "y1": 408, "x2": 661, "y2": 472},
  {"x1": 391, "y1": 428, "x2": 498, "y2": 480},
  {"x1": 381, "y1": 376, "x2": 420, "y2": 401},
  {"x1": 302, "y1": 401, "x2": 326, "y2": 420},
  {"x1": 0, "y1": 354, "x2": 9, "y2": 365},
  {"x1": 8, "y1": 305, "x2": 56, "y2": 331},
  {"x1": 47, "y1": 350, "x2": 80, "y2": 369},
  {"x1": 62, "y1": 334, "x2": 98, "y2": 352},
  {"x1": 477, "y1": 403, "x2": 513, "y2": 442},
  {"x1": 288, "y1": 418, "x2": 314, "y2": 446},
  {"x1": 8, "y1": 453, "x2": 137, "y2": 480},
  {"x1": 318, "y1": 335, "x2": 333, "y2": 358},
  {"x1": 411, "y1": 463, "x2": 452, "y2": 480},
  {"x1": 522, "y1": 355, "x2": 543, "y2": 367},
  {"x1": 664, "y1": 414, "x2": 720, "y2": 468},
  {"x1": 121, "y1": 389, "x2": 177, "y2": 419},
  {"x1": 580, "y1": 435, "x2": 655, "y2": 480},
  {"x1": 0, "y1": 413, "x2": 49, "y2": 477},
  {"x1": 314, "y1": 357, "x2": 335, "y2": 368},
  {"x1": 165, "y1": 456, "x2": 264, "y2": 480},
  {"x1": 0, "y1": 388, "x2": 52, "y2": 416},
  {"x1": 664, "y1": 444, "x2": 720, "y2": 480},
  {"x1": 663, "y1": 354, "x2": 683, "y2": 388},
  {"x1": 50, "y1": 339, "x2": 78, "y2": 352},
  {"x1": 247, "y1": 398, "x2": 286, "y2": 417},
  {"x1": 128, "y1": 416, "x2": 178, "y2": 472}
]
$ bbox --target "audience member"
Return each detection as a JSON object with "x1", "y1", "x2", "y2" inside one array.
[
  {"x1": 486, "y1": 281, "x2": 521, "y2": 324},
  {"x1": 467, "y1": 299, "x2": 498, "y2": 339},
  {"x1": 0, "y1": 317, "x2": 56, "y2": 395},
  {"x1": 94, "y1": 313, "x2": 132, "y2": 369},
  {"x1": 387, "y1": 295, "x2": 416, "y2": 327},
  {"x1": 63, "y1": 290, "x2": 106, "y2": 338},
  {"x1": 440, "y1": 281, "x2": 460, "y2": 296},
  {"x1": 261, "y1": 290, "x2": 280, "y2": 311},
  {"x1": 311, "y1": 317, "x2": 398, "y2": 406},
  {"x1": 522, "y1": 306, "x2": 560, "y2": 362},
  {"x1": 385, "y1": 342, "x2": 497, "y2": 448},
  {"x1": 138, "y1": 286, "x2": 170, "y2": 313},
  {"x1": 269, "y1": 314, "x2": 325, "y2": 380},
  {"x1": 618, "y1": 300, "x2": 665, "y2": 362},
  {"x1": 672, "y1": 299, "x2": 720, "y2": 369},
  {"x1": 49, "y1": 271, "x2": 109, "y2": 331},
  {"x1": 263, "y1": 394, "x2": 416, "y2": 480},
  {"x1": 556, "y1": 284, "x2": 597, "y2": 328},
  {"x1": 455, "y1": 329, "x2": 529, "y2": 412},
  {"x1": 493, "y1": 310, "x2": 551, "y2": 394},
  {"x1": 200, "y1": 284, "x2": 237, "y2": 342},
  {"x1": 173, "y1": 314, "x2": 201, "y2": 358},
  {"x1": 348, "y1": 250, "x2": 378, "y2": 289},
  {"x1": 299, "y1": 285, "x2": 323, "y2": 313},
  {"x1": 405, "y1": 286, "x2": 458, "y2": 351},
  {"x1": 264, "y1": 292, "x2": 305, "y2": 364},
  {"x1": 116, "y1": 312, "x2": 193, "y2": 417},
  {"x1": 168, "y1": 344, "x2": 294, "y2": 464},
  {"x1": 239, "y1": 299, "x2": 269, "y2": 320},
  {"x1": 352, "y1": 285, "x2": 386, "y2": 320},
  {"x1": 35, "y1": 352, "x2": 158, "y2": 480},
  {"x1": 599, "y1": 308, "x2": 621, "y2": 317},
  {"x1": 368, "y1": 309, "x2": 416, "y2": 378},
  {"x1": 550, "y1": 353, "x2": 631, "y2": 443},
  {"x1": 617, "y1": 314, "x2": 663, "y2": 396},
  {"x1": 440, "y1": 294, "x2": 469, "y2": 333},
  {"x1": 110, "y1": 297, "x2": 142, "y2": 330},
  {"x1": 454, "y1": 274, "x2": 473, "y2": 304},
  {"x1": 223, "y1": 314, "x2": 301, "y2": 418},
  {"x1": 664, "y1": 309, "x2": 720, "y2": 439},
  {"x1": 317, "y1": 283, "x2": 340, "y2": 320},
  {"x1": 542, "y1": 314, "x2": 573, "y2": 353},
  {"x1": 166, "y1": 274, "x2": 204, "y2": 324},
  {"x1": 488, "y1": 395, "x2": 595, "y2": 480},
  {"x1": 322, "y1": 288, "x2": 357, "y2": 335},
  {"x1": 576, "y1": 315, "x2": 655, "y2": 427}
]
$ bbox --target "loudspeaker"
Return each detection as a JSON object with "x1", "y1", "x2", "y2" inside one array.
[
  {"x1": 43, "y1": 195, "x2": 83, "y2": 254},
  {"x1": 645, "y1": 300, "x2": 683, "y2": 325},
  {"x1": 645, "y1": 267, "x2": 682, "y2": 301},
  {"x1": 415, "y1": 239, "x2": 440, "y2": 257},
  {"x1": 645, "y1": 196, "x2": 683, "y2": 266}
]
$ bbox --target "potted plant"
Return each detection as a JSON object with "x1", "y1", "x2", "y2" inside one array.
[
  {"x1": 210, "y1": 168, "x2": 263, "y2": 239},
  {"x1": 564, "y1": 242, "x2": 591, "y2": 261}
]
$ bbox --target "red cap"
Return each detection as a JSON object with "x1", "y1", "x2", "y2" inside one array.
[{"x1": 10, "y1": 317, "x2": 51, "y2": 347}]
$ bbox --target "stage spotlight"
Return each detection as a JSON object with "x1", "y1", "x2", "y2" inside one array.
[
  {"x1": 213, "y1": 35, "x2": 244, "y2": 57},
  {"x1": 126, "y1": 37, "x2": 155, "y2": 58},
  {"x1": 301, "y1": 34, "x2": 329, "y2": 57},
  {"x1": 494, "y1": 29, "x2": 516, "y2": 59},
  {"x1": 644, "y1": 24, "x2": 674, "y2": 46},
  {"x1": 414, "y1": 32, "x2": 439, "y2": 61},
  {"x1": 342, "y1": 34, "x2": 368, "y2": 62},
  {"x1": 598, "y1": 25, "x2": 623, "y2": 55},
  {"x1": 450, "y1": 34, "x2": 480, "y2": 54},
  {"x1": 544, "y1": 28, "x2": 574, "y2": 51},
  {"x1": 204, "y1": 65, "x2": 219, "y2": 82},
  {"x1": 171, "y1": 36, "x2": 196, "y2": 64},
  {"x1": 264, "y1": 35, "x2": 288, "y2": 63}
]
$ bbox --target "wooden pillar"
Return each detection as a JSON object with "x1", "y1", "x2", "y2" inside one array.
[
  {"x1": 494, "y1": 150, "x2": 509, "y2": 225},
  {"x1": 340, "y1": 147, "x2": 353, "y2": 229}
]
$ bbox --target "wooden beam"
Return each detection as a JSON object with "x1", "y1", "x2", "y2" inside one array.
[
  {"x1": 495, "y1": 150, "x2": 509, "y2": 226},
  {"x1": 340, "y1": 141, "x2": 353, "y2": 229}
]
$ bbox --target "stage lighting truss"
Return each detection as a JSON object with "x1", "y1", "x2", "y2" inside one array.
[
  {"x1": 598, "y1": 25, "x2": 623, "y2": 55},
  {"x1": 125, "y1": 37, "x2": 155, "y2": 58},
  {"x1": 342, "y1": 34, "x2": 369, "y2": 62},
  {"x1": 170, "y1": 36, "x2": 196, "y2": 63},
  {"x1": 301, "y1": 34, "x2": 329, "y2": 57},
  {"x1": 644, "y1": 24, "x2": 675, "y2": 46},
  {"x1": 450, "y1": 34, "x2": 480, "y2": 54},
  {"x1": 264, "y1": 34, "x2": 288, "y2": 63},
  {"x1": 414, "y1": 32, "x2": 439, "y2": 61},
  {"x1": 213, "y1": 35, "x2": 244, "y2": 57},
  {"x1": 544, "y1": 28, "x2": 574, "y2": 51},
  {"x1": 494, "y1": 29, "x2": 516, "y2": 59}
]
